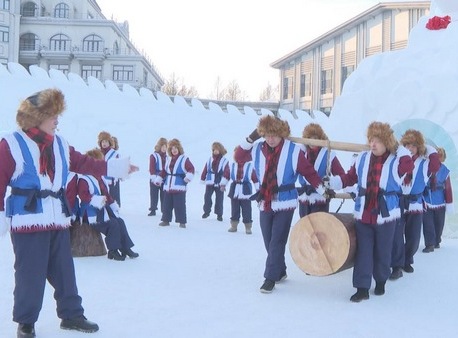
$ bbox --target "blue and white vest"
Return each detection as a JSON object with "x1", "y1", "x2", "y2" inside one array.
[
  {"x1": 228, "y1": 161, "x2": 255, "y2": 200},
  {"x1": 354, "y1": 151, "x2": 402, "y2": 224},
  {"x1": 204, "y1": 156, "x2": 229, "y2": 186},
  {"x1": 78, "y1": 174, "x2": 111, "y2": 224},
  {"x1": 164, "y1": 155, "x2": 193, "y2": 192},
  {"x1": 103, "y1": 148, "x2": 119, "y2": 184},
  {"x1": 252, "y1": 139, "x2": 299, "y2": 211},
  {"x1": 401, "y1": 156, "x2": 429, "y2": 213},
  {"x1": 3, "y1": 130, "x2": 70, "y2": 232},
  {"x1": 424, "y1": 164, "x2": 449, "y2": 208}
]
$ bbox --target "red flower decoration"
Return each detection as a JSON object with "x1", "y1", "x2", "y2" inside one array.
[{"x1": 426, "y1": 15, "x2": 451, "y2": 30}]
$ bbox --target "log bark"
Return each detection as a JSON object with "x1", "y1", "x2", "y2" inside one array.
[
  {"x1": 289, "y1": 212, "x2": 356, "y2": 276},
  {"x1": 288, "y1": 136, "x2": 369, "y2": 152},
  {"x1": 70, "y1": 221, "x2": 107, "y2": 257}
]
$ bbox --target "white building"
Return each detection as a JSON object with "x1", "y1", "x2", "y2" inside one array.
[{"x1": 1, "y1": 0, "x2": 163, "y2": 91}]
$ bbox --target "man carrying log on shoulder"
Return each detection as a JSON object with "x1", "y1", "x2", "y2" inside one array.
[{"x1": 333, "y1": 121, "x2": 414, "y2": 302}]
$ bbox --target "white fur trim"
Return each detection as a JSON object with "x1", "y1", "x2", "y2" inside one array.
[
  {"x1": 0, "y1": 211, "x2": 10, "y2": 237},
  {"x1": 396, "y1": 145, "x2": 411, "y2": 158},
  {"x1": 185, "y1": 172, "x2": 194, "y2": 182},
  {"x1": 425, "y1": 144, "x2": 437, "y2": 157},
  {"x1": 90, "y1": 195, "x2": 106, "y2": 209},
  {"x1": 240, "y1": 140, "x2": 254, "y2": 150},
  {"x1": 315, "y1": 184, "x2": 325, "y2": 196},
  {"x1": 329, "y1": 175, "x2": 343, "y2": 190},
  {"x1": 110, "y1": 202, "x2": 120, "y2": 217},
  {"x1": 107, "y1": 157, "x2": 130, "y2": 180},
  {"x1": 446, "y1": 203, "x2": 455, "y2": 214},
  {"x1": 298, "y1": 192, "x2": 326, "y2": 204}
]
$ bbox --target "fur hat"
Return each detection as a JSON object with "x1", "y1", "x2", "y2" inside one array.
[
  {"x1": 257, "y1": 115, "x2": 290, "y2": 138},
  {"x1": 212, "y1": 142, "x2": 227, "y2": 156},
  {"x1": 98, "y1": 131, "x2": 114, "y2": 148},
  {"x1": 302, "y1": 123, "x2": 328, "y2": 140},
  {"x1": 86, "y1": 148, "x2": 104, "y2": 160},
  {"x1": 436, "y1": 147, "x2": 446, "y2": 162},
  {"x1": 154, "y1": 137, "x2": 168, "y2": 152},
  {"x1": 167, "y1": 138, "x2": 184, "y2": 156},
  {"x1": 400, "y1": 129, "x2": 426, "y2": 156},
  {"x1": 366, "y1": 121, "x2": 398, "y2": 154},
  {"x1": 16, "y1": 88, "x2": 66, "y2": 130}
]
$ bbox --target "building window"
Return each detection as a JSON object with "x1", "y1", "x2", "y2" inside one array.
[
  {"x1": 21, "y1": 2, "x2": 38, "y2": 17},
  {"x1": 49, "y1": 64, "x2": 69, "y2": 75},
  {"x1": 113, "y1": 41, "x2": 120, "y2": 55},
  {"x1": 2, "y1": 0, "x2": 10, "y2": 10},
  {"x1": 113, "y1": 65, "x2": 134, "y2": 81},
  {"x1": 19, "y1": 33, "x2": 39, "y2": 51},
  {"x1": 82, "y1": 34, "x2": 103, "y2": 52},
  {"x1": 300, "y1": 73, "x2": 311, "y2": 97},
  {"x1": 81, "y1": 65, "x2": 102, "y2": 80},
  {"x1": 282, "y1": 78, "x2": 289, "y2": 100},
  {"x1": 50, "y1": 34, "x2": 71, "y2": 51},
  {"x1": 54, "y1": 3, "x2": 69, "y2": 18},
  {"x1": 0, "y1": 26, "x2": 8, "y2": 42},
  {"x1": 320, "y1": 70, "x2": 333, "y2": 94},
  {"x1": 143, "y1": 70, "x2": 148, "y2": 87},
  {"x1": 341, "y1": 65, "x2": 355, "y2": 90}
]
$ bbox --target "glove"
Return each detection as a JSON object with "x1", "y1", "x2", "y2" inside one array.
[
  {"x1": 90, "y1": 195, "x2": 106, "y2": 209},
  {"x1": 246, "y1": 129, "x2": 261, "y2": 143},
  {"x1": 325, "y1": 189, "x2": 336, "y2": 199}
]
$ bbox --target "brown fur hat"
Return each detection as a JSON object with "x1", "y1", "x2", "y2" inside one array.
[
  {"x1": 212, "y1": 142, "x2": 227, "y2": 156},
  {"x1": 167, "y1": 138, "x2": 184, "y2": 156},
  {"x1": 366, "y1": 121, "x2": 398, "y2": 154},
  {"x1": 257, "y1": 115, "x2": 290, "y2": 138},
  {"x1": 98, "y1": 131, "x2": 114, "y2": 148},
  {"x1": 400, "y1": 129, "x2": 426, "y2": 156},
  {"x1": 16, "y1": 88, "x2": 66, "y2": 130},
  {"x1": 436, "y1": 147, "x2": 446, "y2": 162},
  {"x1": 154, "y1": 137, "x2": 168, "y2": 152},
  {"x1": 86, "y1": 148, "x2": 104, "y2": 160},
  {"x1": 302, "y1": 123, "x2": 328, "y2": 140}
]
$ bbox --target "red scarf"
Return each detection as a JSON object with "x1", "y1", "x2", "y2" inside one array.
[
  {"x1": 259, "y1": 140, "x2": 283, "y2": 211},
  {"x1": 25, "y1": 127, "x2": 55, "y2": 181}
]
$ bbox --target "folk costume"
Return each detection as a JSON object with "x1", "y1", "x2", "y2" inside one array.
[
  {"x1": 201, "y1": 142, "x2": 230, "y2": 221},
  {"x1": 391, "y1": 130, "x2": 440, "y2": 278},
  {"x1": 148, "y1": 138, "x2": 167, "y2": 216},
  {"x1": 0, "y1": 89, "x2": 133, "y2": 335},
  {"x1": 158, "y1": 139, "x2": 195, "y2": 228},
  {"x1": 236, "y1": 115, "x2": 330, "y2": 293},
  {"x1": 297, "y1": 123, "x2": 345, "y2": 217},
  {"x1": 338, "y1": 122, "x2": 414, "y2": 302},
  {"x1": 422, "y1": 148, "x2": 454, "y2": 251},
  {"x1": 227, "y1": 158, "x2": 259, "y2": 234},
  {"x1": 98, "y1": 131, "x2": 122, "y2": 206}
]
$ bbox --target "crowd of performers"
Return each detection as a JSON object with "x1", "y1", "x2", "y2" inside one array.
[{"x1": 0, "y1": 89, "x2": 454, "y2": 337}]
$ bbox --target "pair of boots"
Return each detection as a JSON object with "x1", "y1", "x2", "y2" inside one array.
[
  {"x1": 228, "y1": 221, "x2": 252, "y2": 234},
  {"x1": 108, "y1": 248, "x2": 139, "y2": 261}
]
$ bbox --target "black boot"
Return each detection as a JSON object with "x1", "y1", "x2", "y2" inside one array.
[
  {"x1": 350, "y1": 288, "x2": 369, "y2": 302},
  {"x1": 374, "y1": 282, "x2": 385, "y2": 296},
  {"x1": 17, "y1": 323, "x2": 35, "y2": 337},
  {"x1": 121, "y1": 248, "x2": 139, "y2": 258},
  {"x1": 60, "y1": 315, "x2": 99, "y2": 333},
  {"x1": 107, "y1": 249, "x2": 125, "y2": 261}
]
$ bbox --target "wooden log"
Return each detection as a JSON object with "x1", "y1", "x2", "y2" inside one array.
[
  {"x1": 289, "y1": 212, "x2": 356, "y2": 276},
  {"x1": 70, "y1": 221, "x2": 107, "y2": 257},
  {"x1": 288, "y1": 136, "x2": 370, "y2": 152}
]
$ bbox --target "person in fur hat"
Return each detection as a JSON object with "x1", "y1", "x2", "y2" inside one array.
[
  {"x1": 97, "y1": 131, "x2": 122, "y2": 207},
  {"x1": 235, "y1": 115, "x2": 339, "y2": 293},
  {"x1": 77, "y1": 149, "x2": 138, "y2": 261},
  {"x1": 297, "y1": 123, "x2": 346, "y2": 217},
  {"x1": 422, "y1": 147, "x2": 454, "y2": 252},
  {"x1": 389, "y1": 129, "x2": 440, "y2": 280},
  {"x1": 201, "y1": 141, "x2": 230, "y2": 221},
  {"x1": 157, "y1": 138, "x2": 195, "y2": 228},
  {"x1": 148, "y1": 137, "x2": 168, "y2": 216},
  {"x1": 227, "y1": 147, "x2": 259, "y2": 234},
  {"x1": 336, "y1": 121, "x2": 414, "y2": 302},
  {"x1": 0, "y1": 88, "x2": 138, "y2": 336}
]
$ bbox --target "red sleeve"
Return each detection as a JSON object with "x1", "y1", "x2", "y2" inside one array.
[
  {"x1": 340, "y1": 164, "x2": 358, "y2": 188},
  {"x1": 98, "y1": 178, "x2": 114, "y2": 204},
  {"x1": 235, "y1": 145, "x2": 252, "y2": 164},
  {"x1": 330, "y1": 156, "x2": 346, "y2": 176},
  {"x1": 445, "y1": 175, "x2": 453, "y2": 204},
  {"x1": 77, "y1": 179, "x2": 92, "y2": 204},
  {"x1": 149, "y1": 154, "x2": 156, "y2": 175},
  {"x1": 200, "y1": 162, "x2": 208, "y2": 181},
  {"x1": 185, "y1": 158, "x2": 195, "y2": 174},
  {"x1": 0, "y1": 140, "x2": 15, "y2": 211},
  {"x1": 297, "y1": 150, "x2": 322, "y2": 188},
  {"x1": 223, "y1": 162, "x2": 230, "y2": 180},
  {"x1": 69, "y1": 146, "x2": 107, "y2": 178},
  {"x1": 251, "y1": 169, "x2": 258, "y2": 184},
  {"x1": 428, "y1": 153, "x2": 441, "y2": 175},
  {"x1": 398, "y1": 154, "x2": 414, "y2": 177},
  {"x1": 65, "y1": 175, "x2": 78, "y2": 209}
]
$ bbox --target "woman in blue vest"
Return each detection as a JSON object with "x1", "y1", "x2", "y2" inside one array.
[
  {"x1": 235, "y1": 115, "x2": 335, "y2": 293},
  {"x1": 297, "y1": 123, "x2": 346, "y2": 217},
  {"x1": 422, "y1": 147, "x2": 454, "y2": 252},
  {"x1": 158, "y1": 139, "x2": 195, "y2": 228},
  {"x1": 201, "y1": 141, "x2": 230, "y2": 221},
  {"x1": 337, "y1": 121, "x2": 414, "y2": 302},
  {"x1": 390, "y1": 129, "x2": 440, "y2": 280},
  {"x1": 98, "y1": 131, "x2": 122, "y2": 207},
  {"x1": 148, "y1": 137, "x2": 168, "y2": 216},
  {"x1": 0, "y1": 89, "x2": 138, "y2": 337}
]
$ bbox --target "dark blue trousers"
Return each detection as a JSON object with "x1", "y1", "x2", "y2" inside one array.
[
  {"x1": 404, "y1": 212, "x2": 423, "y2": 265},
  {"x1": 149, "y1": 182, "x2": 164, "y2": 213},
  {"x1": 11, "y1": 229, "x2": 84, "y2": 324},
  {"x1": 353, "y1": 220, "x2": 396, "y2": 289},
  {"x1": 391, "y1": 217, "x2": 406, "y2": 268},
  {"x1": 162, "y1": 191, "x2": 187, "y2": 224},
  {"x1": 298, "y1": 201, "x2": 329, "y2": 218},
  {"x1": 203, "y1": 185, "x2": 224, "y2": 217},
  {"x1": 259, "y1": 209, "x2": 294, "y2": 281},
  {"x1": 423, "y1": 207, "x2": 446, "y2": 247},
  {"x1": 230, "y1": 198, "x2": 252, "y2": 224},
  {"x1": 91, "y1": 217, "x2": 134, "y2": 251},
  {"x1": 109, "y1": 180, "x2": 121, "y2": 207}
]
